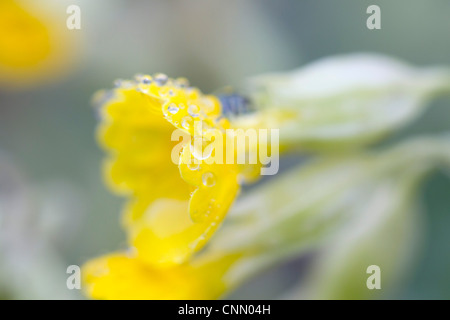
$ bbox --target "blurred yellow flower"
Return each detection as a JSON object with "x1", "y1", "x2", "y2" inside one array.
[
  {"x1": 94, "y1": 74, "x2": 258, "y2": 267},
  {"x1": 83, "y1": 251, "x2": 240, "y2": 300},
  {"x1": 0, "y1": 0, "x2": 79, "y2": 88}
]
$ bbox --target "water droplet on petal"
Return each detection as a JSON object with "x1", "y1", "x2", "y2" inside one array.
[
  {"x1": 203, "y1": 98, "x2": 215, "y2": 112},
  {"x1": 134, "y1": 74, "x2": 151, "y2": 84},
  {"x1": 190, "y1": 139, "x2": 213, "y2": 160},
  {"x1": 167, "y1": 103, "x2": 179, "y2": 114},
  {"x1": 182, "y1": 116, "x2": 193, "y2": 129},
  {"x1": 202, "y1": 172, "x2": 216, "y2": 187},
  {"x1": 176, "y1": 77, "x2": 190, "y2": 88},
  {"x1": 187, "y1": 161, "x2": 200, "y2": 171},
  {"x1": 154, "y1": 73, "x2": 168, "y2": 86},
  {"x1": 142, "y1": 76, "x2": 151, "y2": 84},
  {"x1": 188, "y1": 104, "x2": 200, "y2": 117},
  {"x1": 160, "y1": 88, "x2": 176, "y2": 99},
  {"x1": 136, "y1": 85, "x2": 149, "y2": 93}
]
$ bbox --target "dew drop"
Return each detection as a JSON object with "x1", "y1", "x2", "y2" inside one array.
[
  {"x1": 136, "y1": 85, "x2": 149, "y2": 93},
  {"x1": 176, "y1": 77, "x2": 190, "y2": 88},
  {"x1": 181, "y1": 116, "x2": 193, "y2": 129},
  {"x1": 203, "y1": 98, "x2": 215, "y2": 112},
  {"x1": 167, "y1": 103, "x2": 179, "y2": 114},
  {"x1": 154, "y1": 73, "x2": 168, "y2": 86},
  {"x1": 202, "y1": 172, "x2": 216, "y2": 187},
  {"x1": 160, "y1": 89, "x2": 176, "y2": 99},
  {"x1": 190, "y1": 139, "x2": 213, "y2": 160},
  {"x1": 187, "y1": 162, "x2": 200, "y2": 171},
  {"x1": 188, "y1": 104, "x2": 200, "y2": 117},
  {"x1": 134, "y1": 74, "x2": 151, "y2": 84}
]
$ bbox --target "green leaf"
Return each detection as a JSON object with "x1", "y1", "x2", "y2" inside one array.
[
  {"x1": 289, "y1": 173, "x2": 424, "y2": 299},
  {"x1": 243, "y1": 54, "x2": 450, "y2": 150},
  {"x1": 211, "y1": 136, "x2": 450, "y2": 296}
]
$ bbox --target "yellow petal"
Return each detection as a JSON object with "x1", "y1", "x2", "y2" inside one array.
[
  {"x1": 82, "y1": 252, "x2": 239, "y2": 300},
  {"x1": 129, "y1": 141, "x2": 240, "y2": 266}
]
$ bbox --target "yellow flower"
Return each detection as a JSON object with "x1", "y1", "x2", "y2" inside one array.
[
  {"x1": 83, "y1": 251, "x2": 240, "y2": 300},
  {"x1": 95, "y1": 74, "x2": 257, "y2": 266},
  {"x1": 0, "y1": 0, "x2": 78, "y2": 88}
]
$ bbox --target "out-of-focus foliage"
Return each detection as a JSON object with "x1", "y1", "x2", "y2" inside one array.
[
  {"x1": 0, "y1": 154, "x2": 83, "y2": 299},
  {"x1": 243, "y1": 54, "x2": 450, "y2": 150},
  {"x1": 214, "y1": 137, "x2": 450, "y2": 299},
  {"x1": 1, "y1": 0, "x2": 450, "y2": 300}
]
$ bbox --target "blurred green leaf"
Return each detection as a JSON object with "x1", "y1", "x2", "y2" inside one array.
[
  {"x1": 290, "y1": 172, "x2": 424, "y2": 299},
  {"x1": 245, "y1": 54, "x2": 450, "y2": 150},
  {"x1": 212, "y1": 135, "x2": 450, "y2": 296}
]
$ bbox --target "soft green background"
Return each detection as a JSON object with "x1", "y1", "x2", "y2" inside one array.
[{"x1": 0, "y1": 0, "x2": 449, "y2": 299}]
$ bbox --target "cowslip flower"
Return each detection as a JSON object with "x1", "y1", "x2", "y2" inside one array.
[
  {"x1": 92, "y1": 74, "x2": 261, "y2": 267},
  {"x1": 82, "y1": 135, "x2": 450, "y2": 300},
  {"x1": 82, "y1": 55, "x2": 450, "y2": 300},
  {"x1": 0, "y1": 0, "x2": 78, "y2": 88}
]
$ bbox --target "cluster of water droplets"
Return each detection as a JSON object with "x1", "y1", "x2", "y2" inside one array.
[
  {"x1": 113, "y1": 73, "x2": 194, "y2": 96},
  {"x1": 115, "y1": 73, "x2": 221, "y2": 136},
  {"x1": 114, "y1": 74, "x2": 222, "y2": 191}
]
